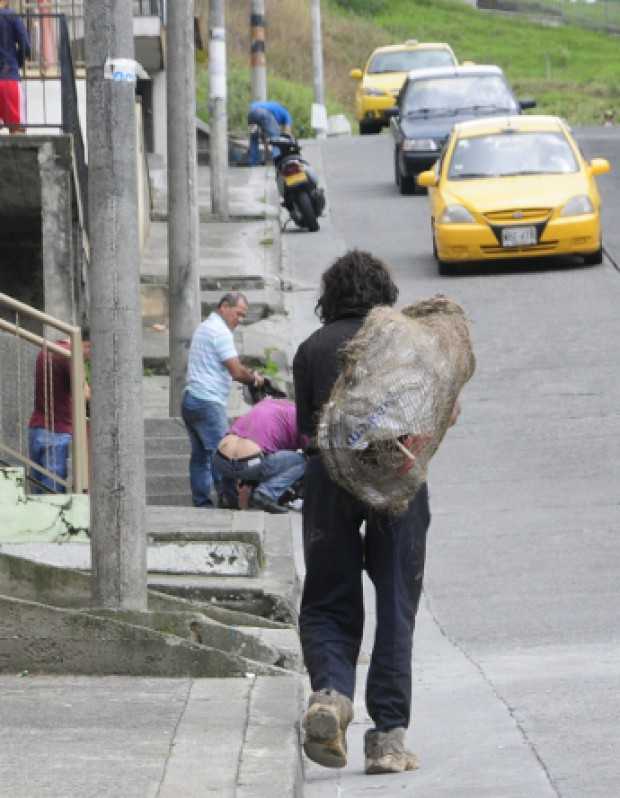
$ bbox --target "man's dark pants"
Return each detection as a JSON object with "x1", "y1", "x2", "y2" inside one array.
[{"x1": 299, "y1": 455, "x2": 430, "y2": 732}]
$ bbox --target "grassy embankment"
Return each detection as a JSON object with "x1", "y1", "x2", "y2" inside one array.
[{"x1": 196, "y1": 0, "x2": 620, "y2": 134}]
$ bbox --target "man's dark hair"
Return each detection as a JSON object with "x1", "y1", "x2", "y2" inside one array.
[
  {"x1": 218, "y1": 292, "x2": 248, "y2": 309},
  {"x1": 315, "y1": 249, "x2": 398, "y2": 323}
]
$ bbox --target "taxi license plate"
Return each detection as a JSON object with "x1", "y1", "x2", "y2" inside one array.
[
  {"x1": 501, "y1": 226, "x2": 537, "y2": 248},
  {"x1": 284, "y1": 172, "x2": 307, "y2": 187}
]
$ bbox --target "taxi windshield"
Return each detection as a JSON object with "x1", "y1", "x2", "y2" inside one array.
[
  {"x1": 448, "y1": 131, "x2": 579, "y2": 179},
  {"x1": 368, "y1": 48, "x2": 455, "y2": 74}
]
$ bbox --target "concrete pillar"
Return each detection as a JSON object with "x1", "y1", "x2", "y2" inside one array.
[
  {"x1": 39, "y1": 141, "x2": 75, "y2": 325},
  {"x1": 85, "y1": 0, "x2": 147, "y2": 611},
  {"x1": 250, "y1": 0, "x2": 267, "y2": 103},
  {"x1": 166, "y1": 0, "x2": 201, "y2": 416},
  {"x1": 311, "y1": 0, "x2": 327, "y2": 139},
  {"x1": 209, "y1": 0, "x2": 229, "y2": 219}
]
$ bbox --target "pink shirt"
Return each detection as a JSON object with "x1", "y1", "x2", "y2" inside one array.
[{"x1": 230, "y1": 398, "x2": 303, "y2": 453}]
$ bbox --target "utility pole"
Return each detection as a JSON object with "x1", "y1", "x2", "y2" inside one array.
[
  {"x1": 85, "y1": 1, "x2": 147, "y2": 610},
  {"x1": 167, "y1": 0, "x2": 201, "y2": 415},
  {"x1": 250, "y1": 0, "x2": 267, "y2": 102},
  {"x1": 209, "y1": 0, "x2": 229, "y2": 219},
  {"x1": 310, "y1": 0, "x2": 327, "y2": 138}
]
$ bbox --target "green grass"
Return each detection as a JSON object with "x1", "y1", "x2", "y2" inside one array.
[{"x1": 326, "y1": 0, "x2": 620, "y2": 123}]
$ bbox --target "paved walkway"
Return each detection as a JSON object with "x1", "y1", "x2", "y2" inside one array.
[{"x1": 1, "y1": 162, "x2": 305, "y2": 797}]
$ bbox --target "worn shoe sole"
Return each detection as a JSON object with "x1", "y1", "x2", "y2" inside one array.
[
  {"x1": 365, "y1": 752, "x2": 419, "y2": 775},
  {"x1": 303, "y1": 704, "x2": 347, "y2": 769}
]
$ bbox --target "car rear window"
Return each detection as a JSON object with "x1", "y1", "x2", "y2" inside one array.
[
  {"x1": 368, "y1": 48, "x2": 455, "y2": 74},
  {"x1": 402, "y1": 74, "x2": 518, "y2": 115},
  {"x1": 447, "y1": 132, "x2": 579, "y2": 179}
]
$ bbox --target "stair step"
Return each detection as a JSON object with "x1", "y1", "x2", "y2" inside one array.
[
  {"x1": 147, "y1": 494, "x2": 193, "y2": 506},
  {"x1": 144, "y1": 417, "x2": 186, "y2": 437},
  {"x1": 0, "y1": 541, "x2": 261, "y2": 577},
  {"x1": 146, "y1": 454, "x2": 188, "y2": 475},
  {"x1": 145, "y1": 436, "x2": 189, "y2": 456},
  {"x1": 146, "y1": 475, "x2": 190, "y2": 496}
]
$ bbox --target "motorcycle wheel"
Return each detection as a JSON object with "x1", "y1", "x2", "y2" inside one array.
[{"x1": 295, "y1": 191, "x2": 320, "y2": 232}]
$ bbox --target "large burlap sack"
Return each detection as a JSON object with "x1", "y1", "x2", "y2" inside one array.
[{"x1": 317, "y1": 295, "x2": 475, "y2": 514}]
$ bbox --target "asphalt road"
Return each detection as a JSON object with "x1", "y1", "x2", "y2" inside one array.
[{"x1": 286, "y1": 129, "x2": 620, "y2": 797}]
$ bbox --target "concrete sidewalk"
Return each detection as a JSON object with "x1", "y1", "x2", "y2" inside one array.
[
  {"x1": 0, "y1": 674, "x2": 302, "y2": 798},
  {"x1": 0, "y1": 162, "x2": 306, "y2": 796}
]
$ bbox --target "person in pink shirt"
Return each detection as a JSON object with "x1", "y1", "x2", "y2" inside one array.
[{"x1": 214, "y1": 397, "x2": 306, "y2": 513}]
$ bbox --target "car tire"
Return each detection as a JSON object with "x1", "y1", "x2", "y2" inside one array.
[
  {"x1": 583, "y1": 246, "x2": 603, "y2": 266},
  {"x1": 400, "y1": 173, "x2": 417, "y2": 195},
  {"x1": 431, "y1": 223, "x2": 438, "y2": 260},
  {"x1": 438, "y1": 260, "x2": 451, "y2": 276},
  {"x1": 359, "y1": 119, "x2": 379, "y2": 136},
  {"x1": 394, "y1": 148, "x2": 401, "y2": 188}
]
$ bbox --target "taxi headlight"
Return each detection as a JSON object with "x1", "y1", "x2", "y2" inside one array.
[
  {"x1": 439, "y1": 205, "x2": 475, "y2": 224},
  {"x1": 402, "y1": 138, "x2": 439, "y2": 152},
  {"x1": 561, "y1": 195, "x2": 594, "y2": 217},
  {"x1": 363, "y1": 87, "x2": 386, "y2": 96}
]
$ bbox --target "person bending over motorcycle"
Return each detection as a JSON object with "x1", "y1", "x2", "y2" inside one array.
[
  {"x1": 213, "y1": 397, "x2": 306, "y2": 514},
  {"x1": 247, "y1": 100, "x2": 292, "y2": 165}
]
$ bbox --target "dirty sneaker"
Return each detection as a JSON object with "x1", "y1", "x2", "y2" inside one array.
[
  {"x1": 302, "y1": 689, "x2": 354, "y2": 769},
  {"x1": 364, "y1": 727, "x2": 419, "y2": 775}
]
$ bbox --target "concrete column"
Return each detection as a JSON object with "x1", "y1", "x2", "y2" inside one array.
[
  {"x1": 209, "y1": 0, "x2": 229, "y2": 219},
  {"x1": 85, "y1": 0, "x2": 147, "y2": 611},
  {"x1": 250, "y1": 0, "x2": 267, "y2": 102},
  {"x1": 166, "y1": 0, "x2": 201, "y2": 416},
  {"x1": 39, "y1": 141, "x2": 75, "y2": 324},
  {"x1": 311, "y1": 0, "x2": 327, "y2": 139}
]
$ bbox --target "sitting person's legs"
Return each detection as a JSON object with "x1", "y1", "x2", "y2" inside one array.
[{"x1": 254, "y1": 450, "x2": 305, "y2": 503}]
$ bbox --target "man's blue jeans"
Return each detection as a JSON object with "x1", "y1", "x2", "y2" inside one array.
[
  {"x1": 28, "y1": 427, "x2": 72, "y2": 493},
  {"x1": 247, "y1": 107, "x2": 281, "y2": 165},
  {"x1": 181, "y1": 391, "x2": 228, "y2": 508},
  {"x1": 214, "y1": 449, "x2": 306, "y2": 504}
]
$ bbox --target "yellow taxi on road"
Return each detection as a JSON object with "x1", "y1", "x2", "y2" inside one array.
[
  {"x1": 350, "y1": 41, "x2": 457, "y2": 135},
  {"x1": 417, "y1": 115, "x2": 611, "y2": 273}
]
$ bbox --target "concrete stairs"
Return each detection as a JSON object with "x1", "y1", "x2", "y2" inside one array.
[{"x1": 144, "y1": 416, "x2": 191, "y2": 506}]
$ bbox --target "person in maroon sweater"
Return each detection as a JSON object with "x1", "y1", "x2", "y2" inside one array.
[{"x1": 28, "y1": 336, "x2": 90, "y2": 492}]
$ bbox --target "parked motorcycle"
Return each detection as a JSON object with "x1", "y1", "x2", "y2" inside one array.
[{"x1": 270, "y1": 135, "x2": 325, "y2": 232}]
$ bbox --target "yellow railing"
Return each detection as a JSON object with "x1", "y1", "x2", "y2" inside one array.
[{"x1": 0, "y1": 292, "x2": 89, "y2": 494}]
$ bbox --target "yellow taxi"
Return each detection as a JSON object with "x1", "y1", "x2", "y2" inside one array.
[
  {"x1": 350, "y1": 41, "x2": 457, "y2": 135},
  {"x1": 417, "y1": 115, "x2": 611, "y2": 272}
]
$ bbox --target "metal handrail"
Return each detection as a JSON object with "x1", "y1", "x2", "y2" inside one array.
[
  {"x1": 58, "y1": 13, "x2": 88, "y2": 228},
  {"x1": 0, "y1": 292, "x2": 89, "y2": 494}
]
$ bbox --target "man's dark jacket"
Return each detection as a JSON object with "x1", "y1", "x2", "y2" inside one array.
[
  {"x1": 293, "y1": 315, "x2": 365, "y2": 443},
  {"x1": 0, "y1": 9, "x2": 30, "y2": 80}
]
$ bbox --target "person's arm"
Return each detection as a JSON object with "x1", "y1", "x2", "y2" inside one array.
[
  {"x1": 223, "y1": 356, "x2": 264, "y2": 388},
  {"x1": 282, "y1": 108, "x2": 292, "y2": 134}
]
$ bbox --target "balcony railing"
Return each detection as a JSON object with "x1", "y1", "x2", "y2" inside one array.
[
  {"x1": 10, "y1": 1, "x2": 165, "y2": 25},
  {"x1": 0, "y1": 292, "x2": 89, "y2": 495},
  {"x1": 13, "y1": 14, "x2": 89, "y2": 232}
]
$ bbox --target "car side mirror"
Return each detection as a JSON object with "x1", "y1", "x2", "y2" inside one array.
[
  {"x1": 350, "y1": 68, "x2": 363, "y2": 80},
  {"x1": 417, "y1": 170, "x2": 438, "y2": 188},
  {"x1": 589, "y1": 157, "x2": 611, "y2": 176},
  {"x1": 519, "y1": 98, "x2": 537, "y2": 111},
  {"x1": 385, "y1": 106, "x2": 400, "y2": 119}
]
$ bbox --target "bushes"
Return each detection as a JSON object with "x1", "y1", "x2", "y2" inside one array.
[
  {"x1": 333, "y1": 0, "x2": 388, "y2": 15},
  {"x1": 196, "y1": 59, "x2": 349, "y2": 140}
]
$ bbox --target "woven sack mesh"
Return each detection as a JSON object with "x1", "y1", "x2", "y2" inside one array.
[{"x1": 317, "y1": 295, "x2": 476, "y2": 514}]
